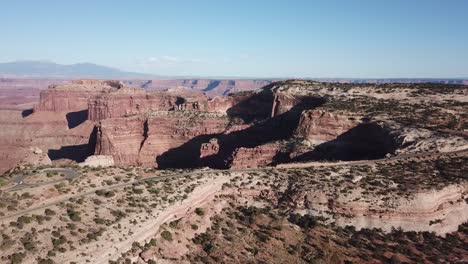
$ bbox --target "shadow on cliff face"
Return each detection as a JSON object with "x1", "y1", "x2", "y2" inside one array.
[
  {"x1": 48, "y1": 126, "x2": 98, "y2": 162},
  {"x1": 202, "y1": 80, "x2": 221, "y2": 93},
  {"x1": 66, "y1": 110, "x2": 88, "y2": 129},
  {"x1": 212, "y1": 98, "x2": 325, "y2": 168},
  {"x1": 21, "y1": 109, "x2": 33, "y2": 118},
  {"x1": 156, "y1": 134, "x2": 222, "y2": 169},
  {"x1": 48, "y1": 144, "x2": 91, "y2": 162},
  {"x1": 226, "y1": 88, "x2": 275, "y2": 123},
  {"x1": 156, "y1": 94, "x2": 326, "y2": 169},
  {"x1": 293, "y1": 122, "x2": 402, "y2": 162}
]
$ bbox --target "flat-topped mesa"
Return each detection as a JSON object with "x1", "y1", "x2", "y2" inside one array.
[
  {"x1": 88, "y1": 86, "x2": 246, "y2": 121},
  {"x1": 34, "y1": 79, "x2": 123, "y2": 113},
  {"x1": 132, "y1": 79, "x2": 272, "y2": 96}
]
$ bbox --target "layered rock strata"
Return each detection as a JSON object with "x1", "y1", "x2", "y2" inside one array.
[
  {"x1": 95, "y1": 111, "x2": 230, "y2": 167},
  {"x1": 294, "y1": 110, "x2": 359, "y2": 144},
  {"x1": 34, "y1": 80, "x2": 121, "y2": 113}
]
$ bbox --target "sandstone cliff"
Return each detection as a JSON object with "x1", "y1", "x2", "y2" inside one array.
[
  {"x1": 95, "y1": 111, "x2": 230, "y2": 167},
  {"x1": 2, "y1": 79, "x2": 467, "y2": 173},
  {"x1": 294, "y1": 110, "x2": 359, "y2": 144},
  {"x1": 34, "y1": 80, "x2": 121, "y2": 113}
]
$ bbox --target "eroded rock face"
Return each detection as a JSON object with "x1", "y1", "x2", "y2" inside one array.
[
  {"x1": 88, "y1": 88, "x2": 239, "y2": 121},
  {"x1": 294, "y1": 121, "x2": 404, "y2": 161},
  {"x1": 96, "y1": 112, "x2": 231, "y2": 167},
  {"x1": 296, "y1": 183, "x2": 468, "y2": 235},
  {"x1": 4, "y1": 79, "x2": 465, "y2": 172},
  {"x1": 255, "y1": 155, "x2": 468, "y2": 235},
  {"x1": 0, "y1": 109, "x2": 95, "y2": 173},
  {"x1": 0, "y1": 80, "x2": 120, "y2": 173},
  {"x1": 229, "y1": 143, "x2": 281, "y2": 169},
  {"x1": 295, "y1": 110, "x2": 359, "y2": 144},
  {"x1": 200, "y1": 138, "x2": 220, "y2": 159},
  {"x1": 34, "y1": 80, "x2": 121, "y2": 113},
  {"x1": 79, "y1": 155, "x2": 114, "y2": 167},
  {"x1": 91, "y1": 85, "x2": 311, "y2": 169}
]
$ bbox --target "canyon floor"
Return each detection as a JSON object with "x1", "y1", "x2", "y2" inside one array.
[{"x1": 0, "y1": 79, "x2": 467, "y2": 263}]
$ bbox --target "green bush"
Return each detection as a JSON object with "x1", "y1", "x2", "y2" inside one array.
[
  {"x1": 195, "y1": 208, "x2": 205, "y2": 216},
  {"x1": 67, "y1": 208, "x2": 81, "y2": 222},
  {"x1": 10, "y1": 252, "x2": 26, "y2": 264},
  {"x1": 38, "y1": 258, "x2": 55, "y2": 264},
  {"x1": 161, "y1": 230, "x2": 173, "y2": 241},
  {"x1": 44, "y1": 209, "x2": 56, "y2": 216},
  {"x1": 288, "y1": 213, "x2": 317, "y2": 229}
]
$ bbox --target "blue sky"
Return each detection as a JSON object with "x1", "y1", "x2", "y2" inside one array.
[{"x1": 1, "y1": 0, "x2": 467, "y2": 78}]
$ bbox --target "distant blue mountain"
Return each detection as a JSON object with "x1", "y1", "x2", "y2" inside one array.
[{"x1": 0, "y1": 60, "x2": 156, "y2": 79}]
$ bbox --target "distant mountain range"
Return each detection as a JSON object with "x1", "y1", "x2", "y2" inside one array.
[
  {"x1": 0, "y1": 61, "x2": 466, "y2": 85},
  {"x1": 0, "y1": 61, "x2": 156, "y2": 79}
]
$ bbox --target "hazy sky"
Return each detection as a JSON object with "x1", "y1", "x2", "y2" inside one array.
[{"x1": 1, "y1": 0, "x2": 467, "y2": 78}]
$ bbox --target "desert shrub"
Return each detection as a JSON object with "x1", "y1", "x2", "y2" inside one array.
[
  {"x1": 0, "y1": 177, "x2": 7, "y2": 187},
  {"x1": 95, "y1": 190, "x2": 115, "y2": 198},
  {"x1": 52, "y1": 235, "x2": 67, "y2": 247},
  {"x1": 0, "y1": 238, "x2": 15, "y2": 250},
  {"x1": 148, "y1": 239, "x2": 157, "y2": 246},
  {"x1": 44, "y1": 209, "x2": 56, "y2": 216},
  {"x1": 236, "y1": 206, "x2": 269, "y2": 226},
  {"x1": 133, "y1": 188, "x2": 144, "y2": 194},
  {"x1": 94, "y1": 218, "x2": 107, "y2": 225},
  {"x1": 34, "y1": 215, "x2": 45, "y2": 224},
  {"x1": 111, "y1": 210, "x2": 126, "y2": 221},
  {"x1": 20, "y1": 192, "x2": 33, "y2": 199},
  {"x1": 22, "y1": 241, "x2": 35, "y2": 251},
  {"x1": 17, "y1": 215, "x2": 32, "y2": 225},
  {"x1": 161, "y1": 230, "x2": 172, "y2": 241},
  {"x1": 247, "y1": 246, "x2": 259, "y2": 255},
  {"x1": 288, "y1": 213, "x2": 317, "y2": 229},
  {"x1": 66, "y1": 208, "x2": 81, "y2": 222},
  {"x1": 195, "y1": 208, "x2": 205, "y2": 216},
  {"x1": 38, "y1": 258, "x2": 55, "y2": 264},
  {"x1": 10, "y1": 252, "x2": 26, "y2": 264}
]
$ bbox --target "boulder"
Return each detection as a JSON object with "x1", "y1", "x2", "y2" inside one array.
[{"x1": 79, "y1": 155, "x2": 114, "y2": 167}]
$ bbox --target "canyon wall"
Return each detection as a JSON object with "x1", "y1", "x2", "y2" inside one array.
[
  {"x1": 294, "y1": 110, "x2": 359, "y2": 144},
  {"x1": 4, "y1": 79, "x2": 462, "y2": 173},
  {"x1": 88, "y1": 87, "x2": 250, "y2": 121},
  {"x1": 96, "y1": 112, "x2": 231, "y2": 167},
  {"x1": 34, "y1": 80, "x2": 121, "y2": 113}
]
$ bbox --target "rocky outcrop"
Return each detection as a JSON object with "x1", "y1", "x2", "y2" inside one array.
[
  {"x1": 0, "y1": 109, "x2": 95, "y2": 173},
  {"x1": 88, "y1": 87, "x2": 236, "y2": 121},
  {"x1": 96, "y1": 111, "x2": 230, "y2": 167},
  {"x1": 229, "y1": 143, "x2": 281, "y2": 169},
  {"x1": 19, "y1": 147, "x2": 52, "y2": 167},
  {"x1": 79, "y1": 155, "x2": 114, "y2": 167},
  {"x1": 0, "y1": 146, "x2": 52, "y2": 173},
  {"x1": 294, "y1": 121, "x2": 404, "y2": 161},
  {"x1": 297, "y1": 183, "x2": 468, "y2": 235},
  {"x1": 200, "y1": 138, "x2": 220, "y2": 159},
  {"x1": 294, "y1": 110, "x2": 359, "y2": 144}
]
